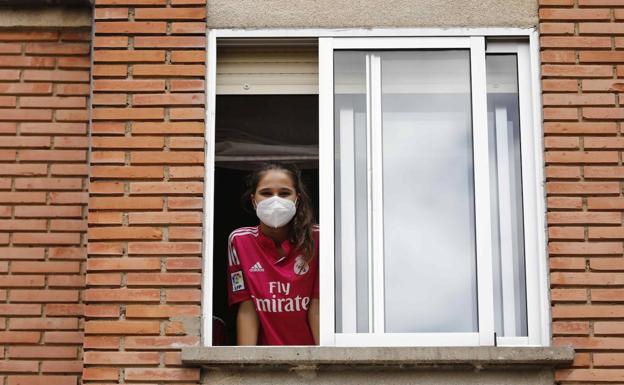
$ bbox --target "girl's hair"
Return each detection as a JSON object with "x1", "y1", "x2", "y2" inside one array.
[{"x1": 242, "y1": 163, "x2": 316, "y2": 263}]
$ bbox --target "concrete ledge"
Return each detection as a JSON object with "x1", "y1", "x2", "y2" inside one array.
[{"x1": 182, "y1": 346, "x2": 574, "y2": 370}]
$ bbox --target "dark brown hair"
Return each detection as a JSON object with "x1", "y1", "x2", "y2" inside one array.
[{"x1": 242, "y1": 163, "x2": 316, "y2": 262}]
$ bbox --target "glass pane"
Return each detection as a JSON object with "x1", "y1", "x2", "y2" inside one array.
[
  {"x1": 334, "y1": 51, "x2": 370, "y2": 333},
  {"x1": 486, "y1": 54, "x2": 528, "y2": 337},
  {"x1": 381, "y1": 50, "x2": 478, "y2": 333}
]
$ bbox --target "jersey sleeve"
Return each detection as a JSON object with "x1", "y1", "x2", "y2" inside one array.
[{"x1": 227, "y1": 233, "x2": 251, "y2": 306}]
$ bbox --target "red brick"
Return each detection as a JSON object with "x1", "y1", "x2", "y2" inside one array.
[
  {"x1": 128, "y1": 212, "x2": 201, "y2": 224},
  {"x1": 0, "y1": 361, "x2": 39, "y2": 373},
  {"x1": 44, "y1": 331, "x2": 83, "y2": 344},
  {"x1": 544, "y1": 137, "x2": 579, "y2": 150},
  {"x1": 124, "y1": 368, "x2": 200, "y2": 381},
  {"x1": 82, "y1": 336, "x2": 120, "y2": 349},
  {"x1": 8, "y1": 346, "x2": 77, "y2": 359},
  {"x1": 126, "y1": 272, "x2": 201, "y2": 286},
  {"x1": 131, "y1": 92, "x2": 205, "y2": 105},
  {"x1": 92, "y1": 107, "x2": 164, "y2": 120},
  {"x1": 542, "y1": 64, "x2": 613, "y2": 78},
  {"x1": 96, "y1": 21, "x2": 167, "y2": 34},
  {"x1": 166, "y1": 288, "x2": 201, "y2": 303},
  {"x1": 580, "y1": 51, "x2": 624, "y2": 63},
  {"x1": 171, "y1": 22, "x2": 205, "y2": 34},
  {"x1": 0, "y1": 56, "x2": 55, "y2": 68},
  {"x1": 85, "y1": 320, "x2": 160, "y2": 335},
  {"x1": 170, "y1": 79, "x2": 204, "y2": 91},
  {"x1": 81, "y1": 367, "x2": 118, "y2": 381},
  {"x1": 93, "y1": 79, "x2": 165, "y2": 92},
  {"x1": 553, "y1": 321, "x2": 590, "y2": 335},
  {"x1": 169, "y1": 226, "x2": 202, "y2": 240},
  {"x1": 551, "y1": 288, "x2": 588, "y2": 302},
  {"x1": 90, "y1": 166, "x2": 164, "y2": 179},
  {"x1": 125, "y1": 304, "x2": 200, "y2": 318},
  {"x1": 547, "y1": 182, "x2": 619, "y2": 195},
  {"x1": 40, "y1": 361, "x2": 82, "y2": 374},
  {"x1": 129, "y1": 181, "x2": 203, "y2": 195},
  {"x1": 540, "y1": 22, "x2": 575, "y2": 35},
  {"x1": 88, "y1": 226, "x2": 162, "y2": 240},
  {"x1": 94, "y1": 7, "x2": 129, "y2": 19},
  {"x1": 88, "y1": 212, "x2": 123, "y2": 225},
  {"x1": 83, "y1": 351, "x2": 159, "y2": 365},
  {"x1": 539, "y1": 8, "x2": 610, "y2": 21},
  {"x1": 132, "y1": 64, "x2": 205, "y2": 77},
  {"x1": 7, "y1": 376, "x2": 76, "y2": 385},
  {"x1": 84, "y1": 288, "x2": 160, "y2": 302},
  {"x1": 86, "y1": 273, "x2": 122, "y2": 286},
  {"x1": 134, "y1": 7, "x2": 207, "y2": 20},
  {"x1": 92, "y1": 64, "x2": 127, "y2": 77},
  {"x1": 84, "y1": 304, "x2": 120, "y2": 318},
  {"x1": 86, "y1": 257, "x2": 161, "y2": 271},
  {"x1": 93, "y1": 50, "x2": 165, "y2": 63},
  {"x1": 124, "y1": 335, "x2": 199, "y2": 349},
  {"x1": 544, "y1": 107, "x2": 580, "y2": 121},
  {"x1": 93, "y1": 36, "x2": 129, "y2": 48},
  {"x1": 549, "y1": 242, "x2": 623, "y2": 255},
  {"x1": 132, "y1": 121, "x2": 204, "y2": 134}
]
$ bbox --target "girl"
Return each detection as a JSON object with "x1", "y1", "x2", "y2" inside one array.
[{"x1": 226, "y1": 163, "x2": 319, "y2": 345}]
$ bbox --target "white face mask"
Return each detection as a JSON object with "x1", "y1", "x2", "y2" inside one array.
[{"x1": 255, "y1": 196, "x2": 297, "y2": 229}]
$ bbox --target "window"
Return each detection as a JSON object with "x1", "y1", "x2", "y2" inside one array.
[{"x1": 204, "y1": 30, "x2": 548, "y2": 348}]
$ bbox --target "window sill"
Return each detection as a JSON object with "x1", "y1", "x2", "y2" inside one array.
[{"x1": 181, "y1": 346, "x2": 574, "y2": 370}]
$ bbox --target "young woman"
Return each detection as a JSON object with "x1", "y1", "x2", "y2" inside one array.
[{"x1": 226, "y1": 163, "x2": 319, "y2": 346}]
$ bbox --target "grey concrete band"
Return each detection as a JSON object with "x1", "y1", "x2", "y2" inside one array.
[
  {"x1": 182, "y1": 346, "x2": 574, "y2": 369},
  {"x1": 0, "y1": 8, "x2": 91, "y2": 27}
]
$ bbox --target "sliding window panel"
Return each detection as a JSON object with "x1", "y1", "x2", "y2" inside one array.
[
  {"x1": 380, "y1": 50, "x2": 479, "y2": 333},
  {"x1": 334, "y1": 51, "x2": 370, "y2": 334},
  {"x1": 486, "y1": 54, "x2": 528, "y2": 338}
]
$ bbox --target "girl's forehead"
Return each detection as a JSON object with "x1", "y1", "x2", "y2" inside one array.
[{"x1": 257, "y1": 170, "x2": 295, "y2": 189}]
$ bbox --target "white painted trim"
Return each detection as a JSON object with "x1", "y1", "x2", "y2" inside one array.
[
  {"x1": 368, "y1": 54, "x2": 385, "y2": 334},
  {"x1": 517, "y1": 43, "x2": 540, "y2": 345},
  {"x1": 470, "y1": 36, "x2": 496, "y2": 347},
  {"x1": 201, "y1": 29, "x2": 218, "y2": 347},
  {"x1": 201, "y1": 27, "x2": 548, "y2": 348},
  {"x1": 529, "y1": 30, "x2": 551, "y2": 347},
  {"x1": 335, "y1": 333, "x2": 480, "y2": 347},
  {"x1": 494, "y1": 106, "x2": 517, "y2": 337},
  {"x1": 339, "y1": 107, "x2": 357, "y2": 334},
  {"x1": 318, "y1": 37, "x2": 336, "y2": 346},
  {"x1": 331, "y1": 37, "x2": 470, "y2": 49},
  {"x1": 497, "y1": 336, "x2": 530, "y2": 346},
  {"x1": 213, "y1": 27, "x2": 535, "y2": 38}
]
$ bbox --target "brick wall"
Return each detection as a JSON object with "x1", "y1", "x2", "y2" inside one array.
[
  {"x1": 540, "y1": 0, "x2": 624, "y2": 383},
  {"x1": 86, "y1": 0, "x2": 206, "y2": 383},
  {"x1": 0, "y1": 28, "x2": 90, "y2": 385}
]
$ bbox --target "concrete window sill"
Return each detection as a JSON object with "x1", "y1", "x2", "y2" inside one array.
[{"x1": 181, "y1": 346, "x2": 574, "y2": 370}]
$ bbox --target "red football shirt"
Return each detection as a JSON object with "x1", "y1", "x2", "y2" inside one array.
[{"x1": 227, "y1": 225, "x2": 319, "y2": 346}]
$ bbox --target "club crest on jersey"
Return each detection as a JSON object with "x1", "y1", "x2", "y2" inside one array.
[
  {"x1": 293, "y1": 255, "x2": 309, "y2": 275},
  {"x1": 231, "y1": 270, "x2": 245, "y2": 292}
]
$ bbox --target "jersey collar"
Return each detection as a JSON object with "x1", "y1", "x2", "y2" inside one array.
[{"x1": 256, "y1": 225, "x2": 295, "y2": 265}]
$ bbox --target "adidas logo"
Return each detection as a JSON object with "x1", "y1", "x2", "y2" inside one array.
[{"x1": 249, "y1": 262, "x2": 264, "y2": 273}]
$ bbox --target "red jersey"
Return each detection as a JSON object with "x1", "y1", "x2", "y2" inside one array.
[{"x1": 227, "y1": 225, "x2": 319, "y2": 346}]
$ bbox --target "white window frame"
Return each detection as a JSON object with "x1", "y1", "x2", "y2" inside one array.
[{"x1": 202, "y1": 28, "x2": 549, "y2": 348}]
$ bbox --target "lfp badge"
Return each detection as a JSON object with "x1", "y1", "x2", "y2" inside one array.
[{"x1": 231, "y1": 270, "x2": 245, "y2": 292}]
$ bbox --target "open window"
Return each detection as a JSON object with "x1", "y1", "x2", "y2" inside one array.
[
  {"x1": 204, "y1": 31, "x2": 548, "y2": 348},
  {"x1": 208, "y1": 39, "x2": 320, "y2": 345}
]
